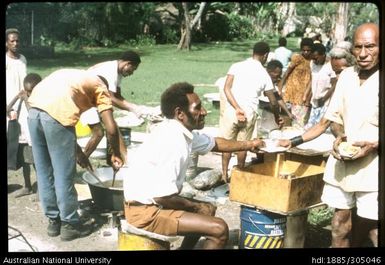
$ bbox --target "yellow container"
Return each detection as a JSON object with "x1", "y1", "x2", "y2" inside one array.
[
  {"x1": 229, "y1": 155, "x2": 325, "y2": 214},
  {"x1": 75, "y1": 121, "x2": 92, "y2": 137},
  {"x1": 118, "y1": 231, "x2": 170, "y2": 251}
]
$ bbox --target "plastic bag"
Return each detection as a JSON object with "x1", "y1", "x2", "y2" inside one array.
[{"x1": 7, "y1": 119, "x2": 22, "y2": 170}]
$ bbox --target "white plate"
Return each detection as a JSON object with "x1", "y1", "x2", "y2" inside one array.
[
  {"x1": 115, "y1": 113, "x2": 144, "y2": 128},
  {"x1": 260, "y1": 139, "x2": 288, "y2": 153},
  {"x1": 260, "y1": 146, "x2": 288, "y2": 153}
]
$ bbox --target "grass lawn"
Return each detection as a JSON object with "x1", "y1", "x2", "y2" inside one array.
[{"x1": 27, "y1": 37, "x2": 302, "y2": 129}]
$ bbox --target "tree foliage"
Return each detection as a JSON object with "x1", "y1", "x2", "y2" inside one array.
[
  {"x1": 5, "y1": 2, "x2": 379, "y2": 50},
  {"x1": 6, "y1": 2, "x2": 158, "y2": 47}
]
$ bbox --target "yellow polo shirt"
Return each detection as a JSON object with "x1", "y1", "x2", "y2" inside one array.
[{"x1": 28, "y1": 69, "x2": 112, "y2": 126}]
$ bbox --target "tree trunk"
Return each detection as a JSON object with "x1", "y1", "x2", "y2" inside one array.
[
  {"x1": 177, "y1": 3, "x2": 191, "y2": 50},
  {"x1": 177, "y1": 2, "x2": 206, "y2": 50},
  {"x1": 190, "y1": 2, "x2": 206, "y2": 30},
  {"x1": 334, "y1": 2, "x2": 349, "y2": 43},
  {"x1": 178, "y1": 26, "x2": 187, "y2": 50},
  {"x1": 280, "y1": 2, "x2": 296, "y2": 37}
]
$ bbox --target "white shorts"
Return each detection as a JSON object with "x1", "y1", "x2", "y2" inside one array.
[
  {"x1": 321, "y1": 183, "x2": 378, "y2": 220},
  {"x1": 80, "y1": 107, "x2": 100, "y2": 125}
]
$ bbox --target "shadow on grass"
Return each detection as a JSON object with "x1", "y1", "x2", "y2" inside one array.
[
  {"x1": 192, "y1": 41, "x2": 254, "y2": 52},
  {"x1": 28, "y1": 48, "x2": 153, "y2": 69}
]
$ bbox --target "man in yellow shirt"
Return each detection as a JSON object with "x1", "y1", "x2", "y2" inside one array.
[{"x1": 28, "y1": 69, "x2": 124, "y2": 241}]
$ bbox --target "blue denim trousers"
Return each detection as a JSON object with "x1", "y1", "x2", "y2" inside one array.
[{"x1": 28, "y1": 108, "x2": 80, "y2": 224}]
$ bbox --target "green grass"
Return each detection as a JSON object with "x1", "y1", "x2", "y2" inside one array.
[
  {"x1": 308, "y1": 205, "x2": 334, "y2": 227},
  {"x1": 27, "y1": 37, "x2": 301, "y2": 129}
]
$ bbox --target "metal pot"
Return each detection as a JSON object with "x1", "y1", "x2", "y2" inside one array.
[{"x1": 82, "y1": 167, "x2": 126, "y2": 211}]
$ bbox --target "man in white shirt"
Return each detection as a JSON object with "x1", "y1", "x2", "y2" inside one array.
[
  {"x1": 305, "y1": 43, "x2": 336, "y2": 129},
  {"x1": 123, "y1": 82, "x2": 266, "y2": 249},
  {"x1": 321, "y1": 23, "x2": 379, "y2": 247},
  {"x1": 6, "y1": 28, "x2": 27, "y2": 122},
  {"x1": 79, "y1": 51, "x2": 151, "y2": 158},
  {"x1": 220, "y1": 42, "x2": 282, "y2": 183},
  {"x1": 274, "y1": 37, "x2": 292, "y2": 73},
  {"x1": 87, "y1": 51, "x2": 145, "y2": 115}
]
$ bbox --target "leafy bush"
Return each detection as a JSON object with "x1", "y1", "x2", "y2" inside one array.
[
  {"x1": 67, "y1": 37, "x2": 101, "y2": 49},
  {"x1": 308, "y1": 206, "x2": 334, "y2": 227},
  {"x1": 127, "y1": 34, "x2": 156, "y2": 47},
  {"x1": 202, "y1": 13, "x2": 230, "y2": 41},
  {"x1": 162, "y1": 27, "x2": 179, "y2": 44},
  {"x1": 21, "y1": 46, "x2": 55, "y2": 59},
  {"x1": 227, "y1": 13, "x2": 256, "y2": 41}
]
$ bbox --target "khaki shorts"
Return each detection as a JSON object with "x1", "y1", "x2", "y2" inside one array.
[
  {"x1": 220, "y1": 111, "x2": 256, "y2": 141},
  {"x1": 321, "y1": 183, "x2": 378, "y2": 220},
  {"x1": 124, "y1": 202, "x2": 184, "y2": 236}
]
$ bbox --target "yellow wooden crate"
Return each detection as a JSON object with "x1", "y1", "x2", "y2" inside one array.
[{"x1": 229, "y1": 156, "x2": 325, "y2": 214}]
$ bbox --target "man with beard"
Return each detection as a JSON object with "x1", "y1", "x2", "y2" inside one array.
[{"x1": 123, "y1": 82, "x2": 266, "y2": 249}]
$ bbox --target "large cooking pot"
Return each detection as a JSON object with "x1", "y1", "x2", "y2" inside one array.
[{"x1": 82, "y1": 167, "x2": 127, "y2": 211}]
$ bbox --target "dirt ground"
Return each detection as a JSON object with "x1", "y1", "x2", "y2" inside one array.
[{"x1": 7, "y1": 147, "x2": 332, "y2": 252}]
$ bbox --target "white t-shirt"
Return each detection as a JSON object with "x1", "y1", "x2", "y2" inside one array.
[
  {"x1": 81, "y1": 60, "x2": 122, "y2": 124},
  {"x1": 79, "y1": 107, "x2": 100, "y2": 125},
  {"x1": 123, "y1": 119, "x2": 215, "y2": 204},
  {"x1": 274, "y1": 46, "x2": 292, "y2": 72},
  {"x1": 87, "y1": 60, "x2": 122, "y2": 93},
  {"x1": 310, "y1": 61, "x2": 336, "y2": 107},
  {"x1": 6, "y1": 54, "x2": 27, "y2": 105},
  {"x1": 225, "y1": 58, "x2": 274, "y2": 118}
]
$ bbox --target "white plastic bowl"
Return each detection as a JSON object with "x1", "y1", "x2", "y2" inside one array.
[{"x1": 77, "y1": 136, "x2": 107, "y2": 159}]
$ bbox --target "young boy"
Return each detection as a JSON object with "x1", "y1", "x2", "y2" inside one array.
[
  {"x1": 7, "y1": 73, "x2": 42, "y2": 198},
  {"x1": 257, "y1": 60, "x2": 295, "y2": 134},
  {"x1": 265, "y1": 60, "x2": 294, "y2": 120}
]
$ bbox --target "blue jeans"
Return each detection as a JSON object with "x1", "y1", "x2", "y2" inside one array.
[{"x1": 28, "y1": 108, "x2": 80, "y2": 224}]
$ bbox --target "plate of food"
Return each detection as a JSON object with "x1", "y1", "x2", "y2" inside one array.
[
  {"x1": 260, "y1": 139, "x2": 288, "y2": 153},
  {"x1": 338, "y1": 142, "x2": 361, "y2": 159}
]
